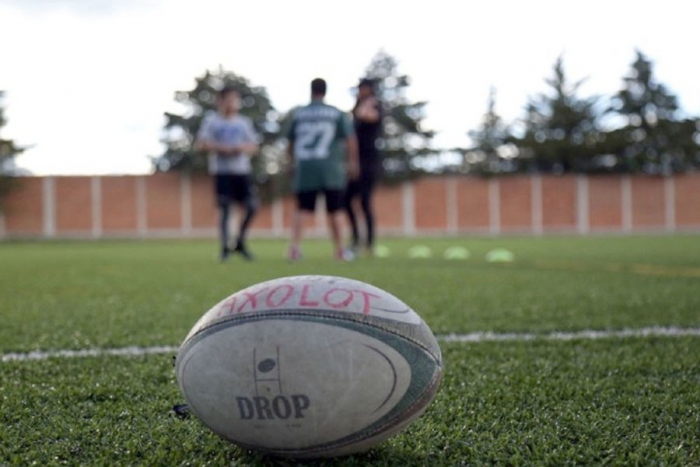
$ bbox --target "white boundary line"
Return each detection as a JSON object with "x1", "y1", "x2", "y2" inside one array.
[
  {"x1": 440, "y1": 326, "x2": 700, "y2": 343},
  {"x1": 2, "y1": 346, "x2": 179, "y2": 363},
  {"x1": 3, "y1": 327, "x2": 700, "y2": 363}
]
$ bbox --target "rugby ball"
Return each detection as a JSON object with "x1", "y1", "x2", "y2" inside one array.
[{"x1": 175, "y1": 275, "x2": 442, "y2": 458}]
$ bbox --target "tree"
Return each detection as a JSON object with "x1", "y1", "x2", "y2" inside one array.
[
  {"x1": 511, "y1": 56, "x2": 601, "y2": 173},
  {"x1": 0, "y1": 91, "x2": 25, "y2": 208},
  {"x1": 153, "y1": 67, "x2": 278, "y2": 182},
  {"x1": 605, "y1": 51, "x2": 700, "y2": 174},
  {"x1": 360, "y1": 51, "x2": 435, "y2": 181},
  {"x1": 461, "y1": 87, "x2": 515, "y2": 174}
]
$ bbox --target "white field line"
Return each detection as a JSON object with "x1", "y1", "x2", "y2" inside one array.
[
  {"x1": 440, "y1": 326, "x2": 700, "y2": 343},
  {"x1": 2, "y1": 326, "x2": 700, "y2": 363},
  {"x1": 1, "y1": 346, "x2": 179, "y2": 363}
]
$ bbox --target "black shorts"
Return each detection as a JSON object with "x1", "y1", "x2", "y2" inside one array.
[
  {"x1": 297, "y1": 189, "x2": 343, "y2": 213},
  {"x1": 215, "y1": 174, "x2": 256, "y2": 206}
]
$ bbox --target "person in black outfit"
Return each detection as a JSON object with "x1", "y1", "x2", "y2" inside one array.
[{"x1": 345, "y1": 78, "x2": 382, "y2": 256}]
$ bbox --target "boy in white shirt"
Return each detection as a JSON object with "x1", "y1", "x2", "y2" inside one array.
[{"x1": 195, "y1": 87, "x2": 260, "y2": 261}]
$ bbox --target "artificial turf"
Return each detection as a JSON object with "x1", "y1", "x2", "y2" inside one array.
[{"x1": 1, "y1": 235, "x2": 699, "y2": 466}]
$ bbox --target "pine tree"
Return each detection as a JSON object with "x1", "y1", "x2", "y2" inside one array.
[
  {"x1": 512, "y1": 56, "x2": 601, "y2": 173},
  {"x1": 464, "y1": 87, "x2": 513, "y2": 174},
  {"x1": 0, "y1": 91, "x2": 24, "y2": 208},
  {"x1": 360, "y1": 51, "x2": 435, "y2": 181},
  {"x1": 605, "y1": 50, "x2": 700, "y2": 173}
]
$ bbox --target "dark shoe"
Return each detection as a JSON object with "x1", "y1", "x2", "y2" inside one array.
[
  {"x1": 219, "y1": 247, "x2": 231, "y2": 263},
  {"x1": 233, "y1": 243, "x2": 254, "y2": 261}
]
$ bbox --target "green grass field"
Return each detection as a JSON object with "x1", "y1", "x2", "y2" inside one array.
[{"x1": 1, "y1": 235, "x2": 700, "y2": 466}]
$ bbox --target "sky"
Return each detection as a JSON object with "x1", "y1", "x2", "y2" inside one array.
[{"x1": 0, "y1": 0, "x2": 698, "y2": 175}]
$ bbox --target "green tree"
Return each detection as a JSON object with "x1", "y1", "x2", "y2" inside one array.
[
  {"x1": 461, "y1": 87, "x2": 514, "y2": 174},
  {"x1": 360, "y1": 50, "x2": 435, "y2": 181},
  {"x1": 0, "y1": 91, "x2": 25, "y2": 208},
  {"x1": 153, "y1": 67, "x2": 279, "y2": 181},
  {"x1": 604, "y1": 50, "x2": 700, "y2": 173},
  {"x1": 512, "y1": 56, "x2": 601, "y2": 173}
]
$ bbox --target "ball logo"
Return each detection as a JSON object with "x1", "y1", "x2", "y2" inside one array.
[
  {"x1": 235, "y1": 395, "x2": 310, "y2": 421},
  {"x1": 236, "y1": 346, "x2": 311, "y2": 421}
]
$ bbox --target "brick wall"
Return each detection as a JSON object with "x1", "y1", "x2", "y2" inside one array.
[
  {"x1": 456, "y1": 177, "x2": 489, "y2": 232},
  {"x1": 2, "y1": 173, "x2": 699, "y2": 239},
  {"x1": 675, "y1": 174, "x2": 700, "y2": 227},
  {"x1": 541, "y1": 175, "x2": 576, "y2": 231},
  {"x1": 102, "y1": 176, "x2": 138, "y2": 233},
  {"x1": 3, "y1": 177, "x2": 43, "y2": 235}
]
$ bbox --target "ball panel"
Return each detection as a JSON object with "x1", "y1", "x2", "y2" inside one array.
[{"x1": 179, "y1": 319, "x2": 412, "y2": 449}]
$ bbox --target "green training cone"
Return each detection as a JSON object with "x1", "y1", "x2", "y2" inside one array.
[
  {"x1": 408, "y1": 245, "x2": 433, "y2": 259},
  {"x1": 374, "y1": 244, "x2": 391, "y2": 258},
  {"x1": 485, "y1": 248, "x2": 515, "y2": 263},
  {"x1": 444, "y1": 246, "x2": 470, "y2": 260}
]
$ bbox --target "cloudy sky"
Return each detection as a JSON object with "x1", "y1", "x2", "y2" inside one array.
[{"x1": 1, "y1": 0, "x2": 698, "y2": 175}]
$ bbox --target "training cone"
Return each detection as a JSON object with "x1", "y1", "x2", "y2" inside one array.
[
  {"x1": 374, "y1": 244, "x2": 391, "y2": 258},
  {"x1": 444, "y1": 246, "x2": 470, "y2": 260},
  {"x1": 408, "y1": 245, "x2": 433, "y2": 259},
  {"x1": 485, "y1": 248, "x2": 515, "y2": 263}
]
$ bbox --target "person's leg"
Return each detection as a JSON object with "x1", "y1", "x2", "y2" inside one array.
[
  {"x1": 325, "y1": 189, "x2": 348, "y2": 260},
  {"x1": 215, "y1": 175, "x2": 233, "y2": 262},
  {"x1": 290, "y1": 209, "x2": 303, "y2": 251},
  {"x1": 218, "y1": 200, "x2": 231, "y2": 261},
  {"x1": 232, "y1": 176, "x2": 259, "y2": 259},
  {"x1": 343, "y1": 180, "x2": 360, "y2": 250},
  {"x1": 328, "y1": 212, "x2": 342, "y2": 256},
  {"x1": 359, "y1": 175, "x2": 376, "y2": 253},
  {"x1": 289, "y1": 191, "x2": 316, "y2": 260}
]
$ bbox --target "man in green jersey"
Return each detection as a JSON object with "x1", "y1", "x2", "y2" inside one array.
[{"x1": 286, "y1": 78, "x2": 359, "y2": 261}]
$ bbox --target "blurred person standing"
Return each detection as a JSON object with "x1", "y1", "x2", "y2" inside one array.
[
  {"x1": 344, "y1": 78, "x2": 383, "y2": 257},
  {"x1": 195, "y1": 86, "x2": 260, "y2": 262},
  {"x1": 286, "y1": 78, "x2": 359, "y2": 261}
]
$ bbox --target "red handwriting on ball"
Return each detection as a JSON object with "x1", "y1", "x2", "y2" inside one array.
[{"x1": 219, "y1": 284, "x2": 383, "y2": 316}]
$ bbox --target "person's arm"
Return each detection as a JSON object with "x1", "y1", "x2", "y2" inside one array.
[
  {"x1": 354, "y1": 97, "x2": 381, "y2": 123},
  {"x1": 194, "y1": 139, "x2": 211, "y2": 151},
  {"x1": 198, "y1": 141, "x2": 237, "y2": 154},
  {"x1": 284, "y1": 111, "x2": 297, "y2": 172},
  {"x1": 346, "y1": 134, "x2": 360, "y2": 179},
  {"x1": 217, "y1": 139, "x2": 258, "y2": 157},
  {"x1": 338, "y1": 112, "x2": 359, "y2": 179},
  {"x1": 286, "y1": 141, "x2": 294, "y2": 165},
  {"x1": 234, "y1": 118, "x2": 260, "y2": 156},
  {"x1": 195, "y1": 141, "x2": 243, "y2": 156},
  {"x1": 194, "y1": 114, "x2": 215, "y2": 151},
  {"x1": 235, "y1": 141, "x2": 258, "y2": 155}
]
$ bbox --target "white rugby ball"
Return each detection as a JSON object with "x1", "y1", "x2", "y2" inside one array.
[{"x1": 175, "y1": 275, "x2": 442, "y2": 458}]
